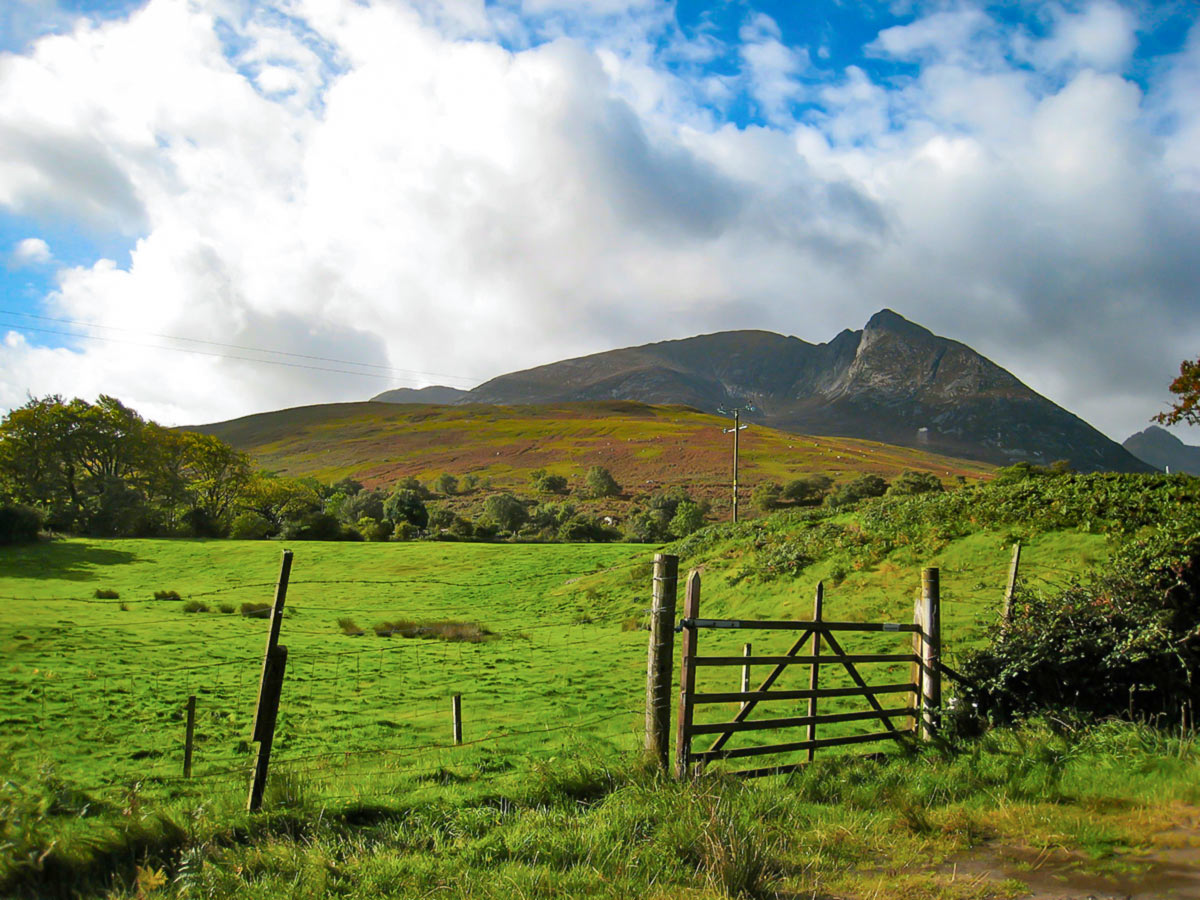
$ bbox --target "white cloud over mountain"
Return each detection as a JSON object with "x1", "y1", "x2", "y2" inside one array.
[{"x1": 0, "y1": 0, "x2": 1197, "y2": 440}]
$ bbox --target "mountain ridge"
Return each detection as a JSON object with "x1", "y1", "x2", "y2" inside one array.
[
  {"x1": 374, "y1": 310, "x2": 1149, "y2": 473},
  {"x1": 1123, "y1": 425, "x2": 1200, "y2": 475}
]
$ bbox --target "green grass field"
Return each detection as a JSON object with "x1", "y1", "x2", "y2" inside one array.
[{"x1": 4, "y1": 527, "x2": 1198, "y2": 899}]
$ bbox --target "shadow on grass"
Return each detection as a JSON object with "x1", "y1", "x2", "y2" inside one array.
[{"x1": 2, "y1": 540, "x2": 140, "y2": 582}]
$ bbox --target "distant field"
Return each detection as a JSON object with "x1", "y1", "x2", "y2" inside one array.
[
  {"x1": 0, "y1": 527, "x2": 1101, "y2": 802},
  {"x1": 191, "y1": 401, "x2": 995, "y2": 513}
]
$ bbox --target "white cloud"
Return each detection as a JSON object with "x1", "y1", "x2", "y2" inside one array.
[
  {"x1": 10, "y1": 236, "x2": 51, "y2": 266},
  {"x1": 1037, "y1": 1, "x2": 1137, "y2": 72},
  {"x1": 0, "y1": 0, "x2": 1196, "y2": 445}
]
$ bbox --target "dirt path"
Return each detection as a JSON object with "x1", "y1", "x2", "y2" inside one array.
[{"x1": 941, "y1": 824, "x2": 1200, "y2": 899}]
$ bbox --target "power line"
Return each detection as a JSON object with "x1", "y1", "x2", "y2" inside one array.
[{"x1": 0, "y1": 314, "x2": 480, "y2": 388}]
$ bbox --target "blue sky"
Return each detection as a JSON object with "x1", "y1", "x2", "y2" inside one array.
[{"x1": 1, "y1": 0, "x2": 1198, "y2": 439}]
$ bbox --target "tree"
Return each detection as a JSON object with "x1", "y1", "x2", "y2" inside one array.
[
  {"x1": 1156, "y1": 358, "x2": 1200, "y2": 427},
  {"x1": 484, "y1": 492, "x2": 528, "y2": 534},
  {"x1": 584, "y1": 466, "x2": 621, "y2": 498},
  {"x1": 669, "y1": 501, "x2": 706, "y2": 537},
  {"x1": 434, "y1": 473, "x2": 458, "y2": 496},
  {"x1": 826, "y1": 474, "x2": 888, "y2": 509},
  {"x1": 384, "y1": 488, "x2": 428, "y2": 529},
  {"x1": 394, "y1": 475, "x2": 432, "y2": 499}
]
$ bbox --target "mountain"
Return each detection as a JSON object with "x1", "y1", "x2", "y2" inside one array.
[
  {"x1": 372, "y1": 385, "x2": 471, "y2": 404},
  {"x1": 1123, "y1": 426, "x2": 1200, "y2": 475},
  {"x1": 374, "y1": 310, "x2": 1149, "y2": 473}
]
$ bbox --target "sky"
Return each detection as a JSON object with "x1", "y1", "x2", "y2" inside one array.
[{"x1": 1, "y1": 0, "x2": 1198, "y2": 443}]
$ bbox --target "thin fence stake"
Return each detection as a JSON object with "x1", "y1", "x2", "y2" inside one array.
[
  {"x1": 183, "y1": 695, "x2": 196, "y2": 778},
  {"x1": 452, "y1": 693, "x2": 463, "y2": 745},
  {"x1": 645, "y1": 553, "x2": 678, "y2": 772},
  {"x1": 806, "y1": 582, "x2": 824, "y2": 763},
  {"x1": 248, "y1": 549, "x2": 293, "y2": 812}
]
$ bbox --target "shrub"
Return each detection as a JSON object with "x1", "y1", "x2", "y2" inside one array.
[
  {"x1": 782, "y1": 474, "x2": 833, "y2": 505},
  {"x1": 0, "y1": 504, "x2": 42, "y2": 544},
  {"x1": 338, "y1": 617, "x2": 365, "y2": 636},
  {"x1": 181, "y1": 600, "x2": 209, "y2": 613},
  {"x1": 826, "y1": 474, "x2": 888, "y2": 509},
  {"x1": 584, "y1": 466, "x2": 621, "y2": 499},
  {"x1": 154, "y1": 590, "x2": 181, "y2": 600},
  {"x1": 94, "y1": 588, "x2": 120, "y2": 600},
  {"x1": 230, "y1": 511, "x2": 273, "y2": 540},
  {"x1": 669, "y1": 501, "x2": 706, "y2": 538},
  {"x1": 356, "y1": 516, "x2": 392, "y2": 541},
  {"x1": 954, "y1": 529, "x2": 1200, "y2": 729},
  {"x1": 392, "y1": 521, "x2": 420, "y2": 541},
  {"x1": 434, "y1": 472, "x2": 458, "y2": 496},
  {"x1": 751, "y1": 482, "x2": 782, "y2": 512},
  {"x1": 530, "y1": 469, "x2": 569, "y2": 494},
  {"x1": 218, "y1": 603, "x2": 235, "y2": 614},
  {"x1": 887, "y1": 470, "x2": 943, "y2": 496},
  {"x1": 241, "y1": 602, "x2": 271, "y2": 618}
]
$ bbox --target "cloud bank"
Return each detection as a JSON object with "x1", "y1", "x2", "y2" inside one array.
[{"x1": 0, "y1": 0, "x2": 1197, "y2": 441}]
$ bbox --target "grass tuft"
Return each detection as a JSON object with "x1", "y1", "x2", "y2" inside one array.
[
  {"x1": 339, "y1": 617, "x2": 365, "y2": 636},
  {"x1": 241, "y1": 602, "x2": 271, "y2": 618},
  {"x1": 181, "y1": 600, "x2": 209, "y2": 613},
  {"x1": 370, "y1": 620, "x2": 495, "y2": 642},
  {"x1": 153, "y1": 590, "x2": 181, "y2": 601},
  {"x1": 93, "y1": 589, "x2": 119, "y2": 599}
]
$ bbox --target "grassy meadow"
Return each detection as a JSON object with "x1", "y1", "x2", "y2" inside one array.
[{"x1": 6, "y1": 488, "x2": 1199, "y2": 898}]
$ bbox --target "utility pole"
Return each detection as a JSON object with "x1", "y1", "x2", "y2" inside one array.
[{"x1": 721, "y1": 408, "x2": 749, "y2": 523}]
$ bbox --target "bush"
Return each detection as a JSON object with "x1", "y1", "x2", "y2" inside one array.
[
  {"x1": 182, "y1": 600, "x2": 209, "y2": 613},
  {"x1": 782, "y1": 475, "x2": 833, "y2": 505},
  {"x1": 584, "y1": 466, "x2": 621, "y2": 499},
  {"x1": 887, "y1": 470, "x2": 943, "y2": 496},
  {"x1": 218, "y1": 603, "x2": 235, "y2": 614},
  {"x1": 392, "y1": 521, "x2": 420, "y2": 541},
  {"x1": 0, "y1": 504, "x2": 42, "y2": 544},
  {"x1": 530, "y1": 469, "x2": 569, "y2": 494},
  {"x1": 230, "y1": 511, "x2": 273, "y2": 540},
  {"x1": 434, "y1": 473, "x2": 458, "y2": 496},
  {"x1": 751, "y1": 482, "x2": 782, "y2": 512},
  {"x1": 954, "y1": 530, "x2": 1200, "y2": 729},
  {"x1": 669, "y1": 501, "x2": 706, "y2": 538},
  {"x1": 826, "y1": 474, "x2": 888, "y2": 509},
  {"x1": 154, "y1": 590, "x2": 181, "y2": 600},
  {"x1": 94, "y1": 588, "x2": 120, "y2": 599},
  {"x1": 241, "y1": 602, "x2": 271, "y2": 618},
  {"x1": 356, "y1": 516, "x2": 393, "y2": 541}
]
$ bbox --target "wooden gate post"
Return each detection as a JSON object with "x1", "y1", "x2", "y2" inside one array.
[
  {"x1": 645, "y1": 553, "x2": 679, "y2": 772},
  {"x1": 183, "y1": 695, "x2": 196, "y2": 778},
  {"x1": 674, "y1": 570, "x2": 700, "y2": 780},
  {"x1": 911, "y1": 591, "x2": 923, "y2": 733},
  {"x1": 452, "y1": 693, "x2": 463, "y2": 745},
  {"x1": 806, "y1": 581, "x2": 824, "y2": 763},
  {"x1": 920, "y1": 567, "x2": 941, "y2": 741}
]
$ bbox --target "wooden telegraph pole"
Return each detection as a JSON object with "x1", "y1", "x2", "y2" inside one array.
[{"x1": 722, "y1": 410, "x2": 749, "y2": 523}]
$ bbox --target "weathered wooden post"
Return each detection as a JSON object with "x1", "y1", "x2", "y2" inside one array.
[
  {"x1": 674, "y1": 570, "x2": 700, "y2": 780},
  {"x1": 183, "y1": 695, "x2": 196, "y2": 778},
  {"x1": 247, "y1": 549, "x2": 293, "y2": 812},
  {"x1": 645, "y1": 553, "x2": 679, "y2": 772},
  {"x1": 1002, "y1": 542, "x2": 1021, "y2": 624},
  {"x1": 920, "y1": 567, "x2": 941, "y2": 741},
  {"x1": 911, "y1": 590, "x2": 923, "y2": 732},
  {"x1": 806, "y1": 581, "x2": 824, "y2": 763},
  {"x1": 452, "y1": 693, "x2": 463, "y2": 745}
]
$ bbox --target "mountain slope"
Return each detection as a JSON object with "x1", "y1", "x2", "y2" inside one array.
[
  {"x1": 1123, "y1": 425, "x2": 1200, "y2": 474},
  {"x1": 192, "y1": 401, "x2": 994, "y2": 510},
  {"x1": 398, "y1": 310, "x2": 1147, "y2": 473}
]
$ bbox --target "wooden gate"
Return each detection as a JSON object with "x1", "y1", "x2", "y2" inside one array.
[{"x1": 673, "y1": 568, "x2": 942, "y2": 779}]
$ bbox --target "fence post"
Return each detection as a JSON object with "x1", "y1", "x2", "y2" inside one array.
[
  {"x1": 452, "y1": 693, "x2": 463, "y2": 745},
  {"x1": 183, "y1": 695, "x2": 196, "y2": 778},
  {"x1": 740, "y1": 643, "x2": 752, "y2": 711},
  {"x1": 645, "y1": 553, "x2": 679, "y2": 772},
  {"x1": 247, "y1": 550, "x2": 293, "y2": 812},
  {"x1": 674, "y1": 570, "x2": 700, "y2": 780},
  {"x1": 247, "y1": 645, "x2": 287, "y2": 812},
  {"x1": 920, "y1": 567, "x2": 941, "y2": 741},
  {"x1": 806, "y1": 581, "x2": 824, "y2": 763},
  {"x1": 1002, "y1": 542, "x2": 1021, "y2": 624}
]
